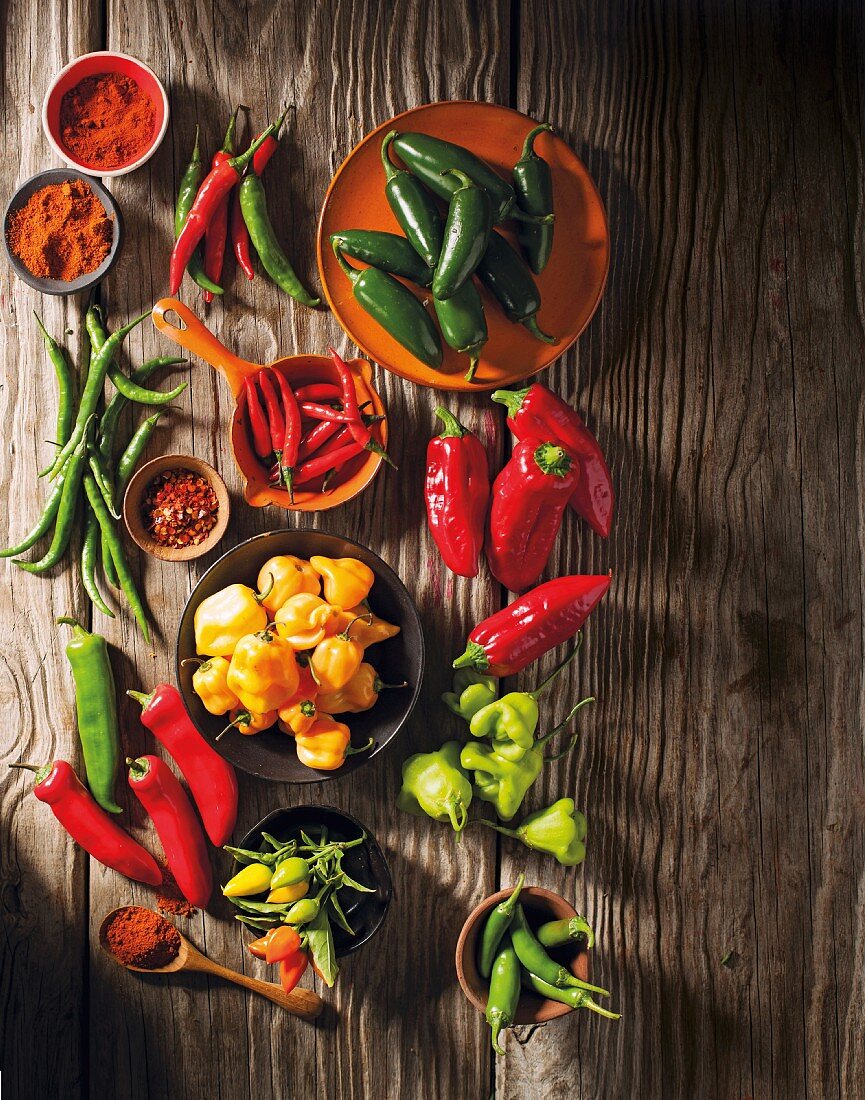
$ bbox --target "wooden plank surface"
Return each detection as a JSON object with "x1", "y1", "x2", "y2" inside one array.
[{"x1": 2, "y1": 1, "x2": 864, "y2": 1098}]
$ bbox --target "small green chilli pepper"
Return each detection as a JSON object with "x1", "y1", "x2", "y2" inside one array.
[
  {"x1": 332, "y1": 243, "x2": 443, "y2": 370},
  {"x1": 433, "y1": 278, "x2": 488, "y2": 382},
  {"x1": 509, "y1": 904, "x2": 608, "y2": 995},
  {"x1": 432, "y1": 170, "x2": 493, "y2": 301},
  {"x1": 284, "y1": 897, "x2": 320, "y2": 926},
  {"x1": 270, "y1": 856, "x2": 310, "y2": 890},
  {"x1": 86, "y1": 306, "x2": 188, "y2": 407},
  {"x1": 80, "y1": 503, "x2": 114, "y2": 618},
  {"x1": 0, "y1": 476, "x2": 65, "y2": 558},
  {"x1": 477, "y1": 873, "x2": 525, "y2": 980},
  {"x1": 537, "y1": 914, "x2": 595, "y2": 951},
  {"x1": 381, "y1": 131, "x2": 444, "y2": 267},
  {"x1": 330, "y1": 230, "x2": 434, "y2": 285},
  {"x1": 58, "y1": 617, "x2": 121, "y2": 813},
  {"x1": 521, "y1": 970, "x2": 621, "y2": 1019},
  {"x1": 442, "y1": 669, "x2": 498, "y2": 722},
  {"x1": 15, "y1": 428, "x2": 89, "y2": 574},
  {"x1": 476, "y1": 230, "x2": 556, "y2": 344},
  {"x1": 485, "y1": 938, "x2": 521, "y2": 1056},
  {"x1": 239, "y1": 165, "x2": 320, "y2": 307},
  {"x1": 115, "y1": 410, "x2": 166, "y2": 504},
  {"x1": 513, "y1": 123, "x2": 555, "y2": 274},
  {"x1": 33, "y1": 313, "x2": 75, "y2": 478}
]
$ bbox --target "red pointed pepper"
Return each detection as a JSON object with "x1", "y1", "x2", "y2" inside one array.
[
  {"x1": 258, "y1": 370, "x2": 285, "y2": 464},
  {"x1": 244, "y1": 378, "x2": 272, "y2": 460},
  {"x1": 486, "y1": 439, "x2": 576, "y2": 592},
  {"x1": 12, "y1": 761, "x2": 162, "y2": 885},
  {"x1": 202, "y1": 108, "x2": 239, "y2": 303},
  {"x1": 272, "y1": 368, "x2": 301, "y2": 499},
  {"x1": 230, "y1": 109, "x2": 288, "y2": 281},
  {"x1": 492, "y1": 384, "x2": 614, "y2": 537},
  {"x1": 453, "y1": 574, "x2": 612, "y2": 676},
  {"x1": 279, "y1": 951, "x2": 309, "y2": 994},
  {"x1": 127, "y1": 755, "x2": 213, "y2": 909},
  {"x1": 425, "y1": 407, "x2": 490, "y2": 578},
  {"x1": 127, "y1": 684, "x2": 238, "y2": 846}
]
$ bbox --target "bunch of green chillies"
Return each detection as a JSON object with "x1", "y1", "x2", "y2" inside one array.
[
  {"x1": 331, "y1": 124, "x2": 556, "y2": 382},
  {"x1": 1, "y1": 307, "x2": 189, "y2": 641}
]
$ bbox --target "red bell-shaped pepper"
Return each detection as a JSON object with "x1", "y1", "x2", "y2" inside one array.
[
  {"x1": 486, "y1": 438, "x2": 576, "y2": 592},
  {"x1": 492, "y1": 384, "x2": 614, "y2": 537},
  {"x1": 425, "y1": 407, "x2": 490, "y2": 578}
]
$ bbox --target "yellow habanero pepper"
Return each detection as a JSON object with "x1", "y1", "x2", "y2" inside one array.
[
  {"x1": 310, "y1": 555, "x2": 375, "y2": 608},
  {"x1": 309, "y1": 627, "x2": 364, "y2": 692},
  {"x1": 278, "y1": 698, "x2": 318, "y2": 735},
  {"x1": 267, "y1": 880, "x2": 309, "y2": 904},
  {"x1": 185, "y1": 656, "x2": 240, "y2": 716},
  {"x1": 317, "y1": 662, "x2": 406, "y2": 714},
  {"x1": 222, "y1": 707, "x2": 278, "y2": 737},
  {"x1": 274, "y1": 593, "x2": 340, "y2": 650},
  {"x1": 294, "y1": 715, "x2": 374, "y2": 771},
  {"x1": 257, "y1": 555, "x2": 320, "y2": 615},
  {"x1": 227, "y1": 626, "x2": 300, "y2": 713},
  {"x1": 193, "y1": 578, "x2": 273, "y2": 657},
  {"x1": 324, "y1": 604, "x2": 402, "y2": 648}
]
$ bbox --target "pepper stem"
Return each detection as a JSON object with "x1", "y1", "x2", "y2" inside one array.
[
  {"x1": 126, "y1": 756, "x2": 149, "y2": 781},
  {"x1": 470, "y1": 818, "x2": 520, "y2": 840},
  {"x1": 519, "y1": 122, "x2": 554, "y2": 160},
  {"x1": 533, "y1": 442, "x2": 571, "y2": 478},
  {"x1": 489, "y1": 1012, "x2": 506, "y2": 1057},
  {"x1": 452, "y1": 641, "x2": 488, "y2": 671},
  {"x1": 501, "y1": 872, "x2": 525, "y2": 914},
  {"x1": 126, "y1": 689, "x2": 155, "y2": 709},
  {"x1": 373, "y1": 678, "x2": 408, "y2": 692},
  {"x1": 272, "y1": 106, "x2": 290, "y2": 139},
  {"x1": 57, "y1": 616, "x2": 88, "y2": 639},
  {"x1": 33, "y1": 311, "x2": 54, "y2": 345},
  {"x1": 441, "y1": 168, "x2": 473, "y2": 189},
  {"x1": 490, "y1": 386, "x2": 530, "y2": 416},
  {"x1": 332, "y1": 239, "x2": 359, "y2": 284},
  {"x1": 511, "y1": 207, "x2": 555, "y2": 224},
  {"x1": 10, "y1": 763, "x2": 41, "y2": 772},
  {"x1": 536, "y1": 696, "x2": 595, "y2": 752},
  {"x1": 190, "y1": 124, "x2": 201, "y2": 164},
  {"x1": 380, "y1": 131, "x2": 400, "y2": 181},
  {"x1": 530, "y1": 637, "x2": 582, "y2": 698},
  {"x1": 344, "y1": 737, "x2": 375, "y2": 758},
  {"x1": 523, "y1": 315, "x2": 557, "y2": 344},
  {"x1": 446, "y1": 797, "x2": 469, "y2": 836},
  {"x1": 341, "y1": 611, "x2": 373, "y2": 641},
  {"x1": 434, "y1": 407, "x2": 467, "y2": 439},
  {"x1": 464, "y1": 354, "x2": 480, "y2": 383},
  {"x1": 256, "y1": 571, "x2": 275, "y2": 604},
  {"x1": 229, "y1": 124, "x2": 276, "y2": 174}
]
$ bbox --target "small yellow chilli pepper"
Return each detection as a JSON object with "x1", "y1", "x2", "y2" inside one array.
[
  {"x1": 274, "y1": 593, "x2": 339, "y2": 650},
  {"x1": 227, "y1": 627, "x2": 300, "y2": 713},
  {"x1": 317, "y1": 662, "x2": 405, "y2": 714},
  {"x1": 185, "y1": 656, "x2": 239, "y2": 716},
  {"x1": 223, "y1": 862, "x2": 272, "y2": 897},
  {"x1": 194, "y1": 579, "x2": 273, "y2": 657},
  {"x1": 310, "y1": 555, "x2": 375, "y2": 608},
  {"x1": 223, "y1": 707, "x2": 278, "y2": 737},
  {"x1": 278, "y1": 698, "x2": 318, "y2": 735},
  {"x1": 257, "y1": 555, "x2": 320, "y2": 615},
  {"x1": 294, "y1": 715, "x2": 374, "y2": 771},
  {"x1": 325, "y1": 604, "x2": 401, "y2": 648},
  {"x1": 267, "y1": 880, "x2": 309, "y2": 904},
  {"x1": 309, "y1": 628, "x2": 364, "y2": 692}
]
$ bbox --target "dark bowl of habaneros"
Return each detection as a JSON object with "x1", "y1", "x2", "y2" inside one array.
[
  {"x1": 456, "y1": 885, "x2": 592, "y2": 1025},
  {"x1": 4, "y1": 170, "x2": 122, "y2": 295},
  {"x1": 42, "y1": 52, "x2": 169, "y2": 177},
  {"x1": 175, "y1": 528, "x2": 424, "y2": 783}
]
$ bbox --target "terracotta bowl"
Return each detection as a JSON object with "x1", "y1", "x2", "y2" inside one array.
[
  {"x1": 455, "y1": 885, "x2": 590, "y2": 1025},
  {"x1": 122, "y1": 454, "x2": 230, "y2": 562}
]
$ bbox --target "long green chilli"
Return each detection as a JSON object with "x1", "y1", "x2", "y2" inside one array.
[
  {"x1": 86, "y1": 307, "x2": 186, "y2": 408},
  {"x1": 99, "y1": 355, "x2": 187, "y2": 458},
  {"x1": 80, "y1": 504, "x2": 114, "y2": 618},
  {"x1": 15, "y1": 432, "x2": 89, "y2": 573},
  {"x1": 116, "y1": 411, "x2": 165, "y2": 503},
  {"x1": 0, "y1": 477, "x2": 65, "y2": 558},
  {"x1": 176, "y1": 126, "x2": 224, "y2": 296},
  {"x1": 33, "y1": 313, "x2": 75, "y2": 477}
]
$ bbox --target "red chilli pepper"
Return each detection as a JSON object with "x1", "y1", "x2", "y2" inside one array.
[
  {"x1": 127, "y1": 755, "x2": 213, "y2": 908},
  {"x1": 486, "y1": 438, "x2": 576, "y2": 592},
  {"x1": 279, "y1": 951, "x2": 309, "y2": 994},
  {"x1": 299, "y1": 401, "x2": 352, "y2": 422},
  {"x1": 258, "y1": 370, "x2": 285, "y2": 462},
  {"x1": 329, "y1": 346, "x2": 370, "y2": 446},
  {"x1": 229, "y1": 109, "x2": 289, "y2": 281},
  {"x1": 452, "y1": 574, "x2": 612, "y2": 676},
  {"x1": 169, "y1": 124, "x2": 274, "y2": 296},
  {"x1": 492, "y1": 384, "x2": 614, "y2": 538},
  {"x1": 297, "y1": 418, "x2": 342, "y2": 460},
  {"x1": 295, "y1": 440, "x2": 365, "y2": 485},
  {"x1": 127, "y1": 684, "x2": 238, "y2": 846},
  {"x1": 294, "y1": 383, "x2": 342, "y2": 402},
  {"x1": 244, "y1": 379, "x2": 272, "y2": 459},
  {"x1": 12, "y1": 761, "x2": 162, "y2": 885},
  {"x1": 202, "y1": 108, "x2": 239, "y2": 302},
  {"x1": 272, "y1": 369, "x2": 301, "y2": 499},
  {"x1": 425, "y1": 407, "x2": 490, "y2": 578}
]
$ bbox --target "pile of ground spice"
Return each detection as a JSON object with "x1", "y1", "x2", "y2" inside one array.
[
  {"x1": 59, "y1": 71, "x2": 156, "y2": 169},
  {"x1": 155, "y1": 862, "x2": 197, "y2": 919},
  {"x1": 104, "y1": 906, "x2": 181, "y2": 969},
  {"x1": 143, "y1": 468, "x2": 219, "y2": 548},
  {"x1": 6, "y1": 179, "x2": 112, "y2": 280}
]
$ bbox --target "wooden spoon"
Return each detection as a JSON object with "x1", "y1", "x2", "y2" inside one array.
[{"x1": 99, "y1": 906, "x2": 323, "y2": 1021}]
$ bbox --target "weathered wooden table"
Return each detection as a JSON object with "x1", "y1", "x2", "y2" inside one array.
[{"x1": 2, "y1": 2, "x2": 864, "y2": 1097}]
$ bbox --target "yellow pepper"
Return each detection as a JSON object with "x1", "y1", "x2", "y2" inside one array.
[
  {"x1": 317, "y1": 662, "x2": 405, "y2": 714},
  {"x1": 224, "y1": 707, "x2": 278, "y2": 737},
  {"x1": 267, "y1": 880, "x2": 309, "y2": 904},
  {"x1": 194, "y1": 580, "x2": 273, "y2": 657},
  {"x1": 257, "y1": 555, "x2": 320, "y2": 614},
  {"x1": 185, "y1": 656, "x2": 239, "y2": 716},
  {"x1": 223, "y1": 862, "x2": 273, "y2": 896},
  {"x1": 309, "y1": 629, "x2": 364, "y2": 692},
  {"x1": 294, "y1": 715, "x2": 373, "y2": 771},
  {"x1": 227, "y1": 627, "x2": 300, "y2": 713},
  {"x1": 274, "y1": 593, "x2": 340, "y2": 650},
  {"x1": 310, "y1": 555, "x2": 375, "y2": 608},
  {"x1": 324, "y1": 604, "x2": 401, "y2": 648},
  {"x1": 278, "y1": 697, "x2": 318, "y2": 735}
]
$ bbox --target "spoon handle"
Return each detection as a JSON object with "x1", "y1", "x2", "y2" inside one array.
[{"x1": 185, "y1": 953, "x2": 323, "y2": 1019}]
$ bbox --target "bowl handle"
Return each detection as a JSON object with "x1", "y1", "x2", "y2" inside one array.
[{"x1": 152, "y1": 298, "x2": 257, "y2": 395}]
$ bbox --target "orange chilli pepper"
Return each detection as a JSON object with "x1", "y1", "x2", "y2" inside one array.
[
  {"x1": 248, "y1": 930, "x2": 276, "y2": 960},
  {"x1": 265, "y1": 924, "x2": 302, "y2": 964},
  {"x1": 279, "y1": 951, "x2": 309, "y2": 994}
]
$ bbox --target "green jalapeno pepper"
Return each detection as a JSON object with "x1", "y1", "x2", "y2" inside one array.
[
  {"x1": 486, "y1": 938, "x2": 521, "y2": 1056},
  {"x1": 509, "y1": 904, "x2": 605, "y2": 992},
  {"x1": 397, "y1": 740, "x2": 472, "y2": 834},
  {"x1": 521, "y1": 970, "x2": 620, "y2": 1019},
  {"x1": 477, "y1": 230, "x2": 555, "y2": 344},
  {"x1": 57, "y1": 617, "x2": 121, "y2": 814},
  {"x1": 537, "y1": 914, "x2": 595, "y2": 950},
  {"x1": 513, "y1": 124, "x2": 555, "y2": 274},
  {"x1": 478, "y1": 873, "x2": 525, "y2": 979},
  {"x1": 433, "y1": 278, "x2": 488, "y2": 382},
  {"x1": 330, "y1": 230, "x2": 434, "y2": 285},
  {"x1": 432, "y1": 170, "x2": 493, "y2": 300},
  {"x1": 442, "y1": 669, "x2": 497, "y2": 721},
  {"x1": 381, "y1": 131, "x2": 444, "y2": 267},
  {"x1": 332, "y1": 243, "x2": 443, "y2": 369}
]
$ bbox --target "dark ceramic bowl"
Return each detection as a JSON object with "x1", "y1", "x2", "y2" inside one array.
[
  {"x1": 234, "y1": 805, "x2": 392, "y2": 958},
  {"x1": 3, "y1": 169, "x2": 122, "y2": 294},
  {"x1": 176, "y1": 528, "x2": 425, "y2": 782}
]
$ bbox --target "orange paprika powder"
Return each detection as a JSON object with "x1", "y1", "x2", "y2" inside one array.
[
  {"x1": 5, "y1": 179, "x2": 112, "y2": 280},
  {"x1": 59, "y1": 71, "x2": 156, "y2": 169}
]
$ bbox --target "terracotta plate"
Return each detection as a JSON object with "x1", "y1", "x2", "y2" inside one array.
[{"x1": 317, "y1": 100, "x2": 610, "y2": 391}]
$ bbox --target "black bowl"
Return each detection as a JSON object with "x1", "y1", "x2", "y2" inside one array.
[
  {"x1": 4, "y1": 169, "x2": 123, "y2": 294},
  {"x1": 176, "y1": 528, "x2": 425, "y2": 782},
  {"x1": 235, "y1": 805, "x2": 392, "y2": 957}
]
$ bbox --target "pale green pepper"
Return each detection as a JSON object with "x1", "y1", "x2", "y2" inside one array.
[
  {"x1": 479, "y1": 797, "x2": 588, "y2": 866},
  {"x1": 270, "y1": 856, "x2": 310, "y2": 890},
  {"x1": 442, "y1": 669, "x2": 497, "y2": 721},
  {"x1": 397, "y1": 740, "x2": 473, "y2": 834}
]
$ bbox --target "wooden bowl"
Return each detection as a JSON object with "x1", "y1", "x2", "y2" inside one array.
[
  {"x1": 455, "y1": 885, "x2": 590, "y2": 1024},
  {"x1": 122, "y1": 455, "x2": 230, "y2": 562}
]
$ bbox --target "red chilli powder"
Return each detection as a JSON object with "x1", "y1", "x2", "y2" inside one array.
[
  {"x1": 59, "y1": 72, "x2": 156, "y2": 169},
  {"x1": 104, "y1": 906, "x2": 181, "y2": 969}
]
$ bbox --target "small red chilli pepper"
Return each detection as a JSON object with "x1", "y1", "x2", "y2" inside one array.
[
  {"x1": 328, "y1": 346, "x2": 370, "y2": 447},
  {"x1": 127, "y1": 684, "x2": 239, "y2": 846},
  {"x1": 297, "y1": 418, "x2": 342, "y2": 461},
  {"x1": 299, "y1": 402, "x2": 352, "y2": 422},
  {"x1": 452, "y1": 574, "x2": 612, "y2": 676},
  {"x1": 485, "y1": 438, "x2": 577, "y2": 592},
  {"x1": 127, "y1": 755, "x2": 213, "y2": 909},
  {"x1": 294, "y1": 383, "x2": 342, "y2": 402},
  {"x1": 265, "y1": 925, "x2": 302, "y2": 964},
  {"x1": 279, "y1": 951, "x2": 309, "y2": 994},
  {"x1": 258, "y1": 370, "x2": 285, "y2": 464},
  {"x1": 244, "y1": 378, "x2": 272, "y2": 460},
  {"x1": 169, "y1": 124, "x2": 274, "y2": 296},
  {"x1": 248, "y1": 930, "x2": 275, "y2": 959},
  {"x1": 295, "y1": 440, "x2": 365, "y2": 485},
  {"x1": 12, "y1": 760, "x2": 162, "y2": 885},
  {"x1": 272, "y1": 369, "x2": 301, "y2": 499},
  {"x1": 228, "y1": 109, "x2": 289, "y2": 282},
  {"x1": 202, "y1": 108, "x2": 239, "y2": 302},
  {"x1": 492, "y1": 384, "x2": 614, "y2": 538},
  {"x1": 425, "y1": 407, "x2": 490, "y2": 579}
]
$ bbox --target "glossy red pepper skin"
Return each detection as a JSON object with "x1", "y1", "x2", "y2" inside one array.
[
  {"x1": 453, "y1": 573, "x2": 611, "y2": 676},
  {"x1": 425, "y1": 407, "x2": 490, "y2": 578},
  {"x1": 298, "y1": 418, "x2": 342, "y2": 460},
  {"x1": 22, "y1": 761, "x2": 162, "y2": 885},
  {"x1": 493, "y1": 384, "x2": 614, "y2": 537},
  {"x1": 273, "y1": 369, "x2": 301, "y2": 495},
  {"x1": 128, "y1": 755, "x2": 213, "y2": 908},
  {"x1": 329, "y1": 347, "x2": 371, "y2": 447},
  {"x1": 258, "y1": 370, "x2": 285, "y2": 455},
  {"x1": 279, "y1": 951, "x2": 309, "y2": 993},
  {"x1": 486, "y1": 439, "x2": 576, "y2": 592},
  {"x1": 244, "y1": 379, "x2": 272, "y2": 460},
  {"x1": 128, "y1": 684, "x2": 238, "y2": 846},
  {"x1": 230, "y1": 111, "x2": 288, "y2": 282}
]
